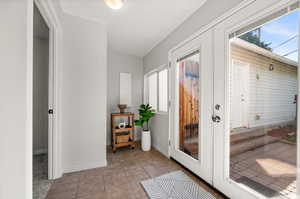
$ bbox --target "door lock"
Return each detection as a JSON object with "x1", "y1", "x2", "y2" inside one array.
[
  {"x1": 212, "y1": 115, "x2": 221, "y2": 123},
  {"x1": 48, "y1": 109, "x2": 54, "y2": 114}
]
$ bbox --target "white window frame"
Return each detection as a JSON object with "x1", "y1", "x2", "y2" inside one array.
[{"x1": 144, "y1": 64, "x2": 169, "y2": 114}]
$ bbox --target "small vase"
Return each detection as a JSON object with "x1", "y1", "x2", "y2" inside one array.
[{"x1": 118, "y1": 104, "x2": 127, "y2": 113}]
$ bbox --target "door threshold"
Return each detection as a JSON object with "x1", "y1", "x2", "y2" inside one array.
[{"x1": 170, "y1": 157, "x2": 229, "y2": 199}]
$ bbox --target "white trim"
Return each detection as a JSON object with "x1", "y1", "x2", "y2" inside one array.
[
  {"x1": 26, "y1": 1, "x2": 34, "y2": 198},
  {"x1": 63, "y1": 160, "x2": 107, "y2": 174},
  {"x1": 232, "y1": 38, "x2": 298, "y2": 67},
  {"x1": 35, "y1": 0, "x2": 62, "y2": 31},
  {"x1": 34, "y1": 0, "x2": 63, "y2": 180}
]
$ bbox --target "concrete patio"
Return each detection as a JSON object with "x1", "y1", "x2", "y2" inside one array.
[{"x1": 230, "y1": 142, "x2": 296, "y2": 199}]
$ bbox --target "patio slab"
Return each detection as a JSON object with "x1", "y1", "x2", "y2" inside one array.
[{"x1": 230, "y1": 142, "x2": 296, "y2": 199}]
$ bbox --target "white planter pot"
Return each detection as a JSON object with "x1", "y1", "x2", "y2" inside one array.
[{"x1": 142, "y1": 130, "x2": 151, "y2": 151}]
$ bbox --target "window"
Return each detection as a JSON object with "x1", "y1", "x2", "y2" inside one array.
[
  {"x1": 148, "y1": 73, "x2": 157, "y2": 111},
  {"x1": 145, "y1": 67, "x2": 168, "y2": 112},
  {"x1": 158, "y1": 69, "x2": 168, "y2": 112}
]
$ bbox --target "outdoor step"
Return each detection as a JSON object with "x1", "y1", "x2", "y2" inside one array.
[
  {"x1": 230, "y1": 135, "x2": 280, "y2": 156},
  {"x1": 231, "y1": 128, "x2": 267, "y2": 144}
]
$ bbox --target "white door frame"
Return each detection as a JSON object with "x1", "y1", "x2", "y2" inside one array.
[
  {"x1": 168, "y1": 29, "x2": 214, "y2": 184},
  {"x1": 34, "y1": 0, "x2": 62, "y2": 180},
  {"x1": 213, "y1": 0, "x2": 300, "y2": 198}
]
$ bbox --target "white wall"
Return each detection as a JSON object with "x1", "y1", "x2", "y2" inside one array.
[
  {"x1": 107, "y1": 48, "x2": 143, "y2": 145},
  {"x1": 0, "y1": 1, "x2": 33, "y2": 199},
  {"x1": 143, "y1": 0, "x2": 244, "y2": 156},
  {"x1": 59, "y1": 13, "x2": 108, "y2": 172},
  {"x1": 33, "y1": 38, "x2": 49, "y2": 155}
]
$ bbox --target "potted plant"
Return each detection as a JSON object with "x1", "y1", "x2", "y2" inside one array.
[{"x1": 134, "y1": 104, "x2": 155, "y2": 151}]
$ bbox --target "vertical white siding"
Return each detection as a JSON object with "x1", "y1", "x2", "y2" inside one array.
[{"x1": 231, "y1": 44, "x2": 297, "y2": 128}]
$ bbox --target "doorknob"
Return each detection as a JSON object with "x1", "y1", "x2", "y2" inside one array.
[{"x1": 212, "y1": 115, "x2": 221, "y2": 123}]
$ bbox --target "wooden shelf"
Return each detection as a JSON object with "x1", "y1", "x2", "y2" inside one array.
[
  {"x1": 112, "y1": 127, "x2": 134, "y2": 133},
  {"x1": 111, "y1": 112, "x2": 134, "y2": 117},
  {"x1": 111, "y1": 112, "x2": 135, "y2": 152},
  {"x1": 114, "y1": 141, "x2": 135, "y2": 148}
]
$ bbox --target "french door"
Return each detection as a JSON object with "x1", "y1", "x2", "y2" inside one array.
[
  {"x1": 169, "y1": 29, "x2": 214, "y2": 184},
  {"x1": 170, "y1": 0, "x2": 300, "y2": 198},
  {"x1": 214, "y1": 0, "x2": 300, "y2": 198}
]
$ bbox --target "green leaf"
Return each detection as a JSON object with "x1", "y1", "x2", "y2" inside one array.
[
  {"x1": 134, "y1": 119, "x2": 144, "y2": 126},
  {"x1": 134, "y1": 103, "x2": 155, "y2": 129}
]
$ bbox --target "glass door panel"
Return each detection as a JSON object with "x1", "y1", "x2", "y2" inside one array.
[
  {"x1": 229, "y1": 9, "x2": 298, "y2": 199},
  {"x1": 178, "y1": 53, "x2": 200, "y2": 160},
  {"x1": 213, "y1": 1, "x2": 299, "y2": 199}
]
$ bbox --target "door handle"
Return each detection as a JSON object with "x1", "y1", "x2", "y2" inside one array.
[{"x1": 212, "y1": 115, "x2": 221, "y2": 123}]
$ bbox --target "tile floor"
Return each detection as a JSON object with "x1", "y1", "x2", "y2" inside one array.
[
  {"x1": 46, "y1": 145, "x2": 225, "y2": 199},
  {"x1": 33, "y1": 154, "x2": 52, "y2": 199},
  {"x1": 230, "y1": 142, "x2": 296, "y2": 199}
]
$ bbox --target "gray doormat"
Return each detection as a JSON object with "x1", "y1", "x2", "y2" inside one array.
[
  {"x1": 141, "y1": 171, "x2": 216, "y2": 199},
  {"x1": 235, "y1": 176, "x2": 282, "y2": 198}
]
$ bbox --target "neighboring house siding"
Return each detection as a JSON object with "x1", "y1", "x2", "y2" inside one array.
[{"x1": 231, "y1": 44, "x2": 297, "y2": 129}]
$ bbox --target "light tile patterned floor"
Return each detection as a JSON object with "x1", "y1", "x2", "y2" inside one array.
[
  {"x1": 230, "y1": 142, "x2": 296, "y2": 199},
  {"x1": 46, "y1": 145, "x2": 226, "y2": 199},
  {"x1": 33, "y1": 154, "x2": 52, "y2": 199}
]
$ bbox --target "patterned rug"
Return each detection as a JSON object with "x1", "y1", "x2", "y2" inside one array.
[{"x1": 141, "y1": 171, "x2": 216, "y2": 199}]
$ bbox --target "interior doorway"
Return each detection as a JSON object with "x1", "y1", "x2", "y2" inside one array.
[{"x1": 33, "y1": 4, "x2": 52, "y2": 199}]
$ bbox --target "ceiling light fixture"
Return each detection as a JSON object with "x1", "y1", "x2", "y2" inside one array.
[{"x1": 104, "y1": 0, "x2": 125, "y2": 10}]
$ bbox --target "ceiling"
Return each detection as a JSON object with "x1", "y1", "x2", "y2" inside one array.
[{"x1": 59, "y1": 0, "x2": 207, "y2": 57}]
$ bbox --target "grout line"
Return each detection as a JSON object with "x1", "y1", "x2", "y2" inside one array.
[
  {"x1": 73, "y1": 173, "x2": 82, "y2": 199},
  {"x1": 103, "y1": 172, "x2": 107, "y2": 192},
  {"x1": 141, "y1": 165, "x2": 152, "y2": 180}
]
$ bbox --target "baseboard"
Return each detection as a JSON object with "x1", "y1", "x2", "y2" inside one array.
[
  {"x1": 33, "y1": 148, "x2": 48, "y2": 155},
  {"x1": 152, "y1": 143, "x2": 169, "y2": 157},
  {"x1": 63, "y1": 159, "x2": 107, "y2": 174}
]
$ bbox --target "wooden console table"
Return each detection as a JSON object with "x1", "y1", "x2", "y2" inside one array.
[{"x1": 111, "y1": 113, "x2": 135, "y2": 152}]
